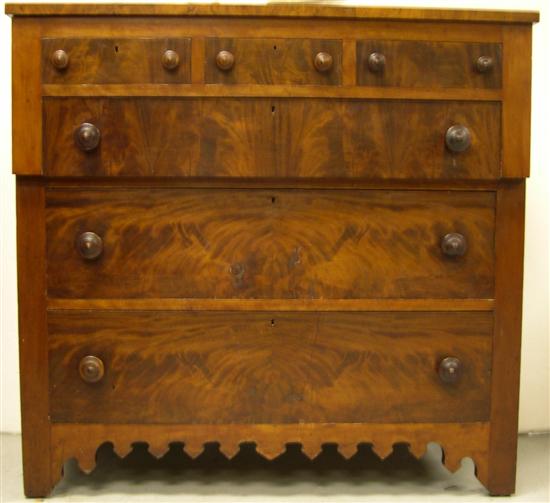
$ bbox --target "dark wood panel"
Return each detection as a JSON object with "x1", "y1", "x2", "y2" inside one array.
[
  {"x1": 205, "y1": 38, "x2": 342, "y2": 85},
  {"x1": 46, "y1": 188, "x2": 495, "y2": 299},
  {"x1": 192, "y1": 98, "x2": 275, "y2": 177},
  {"x1": 502, "y1": 26, "x2": 532, "y2": 178},
  {"x1": 43, "y1": 98, "x2": 501, "y2": 179},
  {"x1": 48, "y1": 311, "x2": 493, "y2": 424},
  {"x1": 343, "y1": 100, "x2": 501, "y2": 179},
  {"x1": 357, "y1": 40, "x2": 502, "y2": 88},
  {"x1": 16, "y1": 178, "x2": 53, "y2": 497},
  {"x1": 487, "y1": 181, "x2": 525, "y2": 495},
  {"x1": 12, "y1": 18, "x2": 42, "y2": 174},
  {"x1": 43, "y1": 98, "x2": 201, "y2": 176},
  {"x1": 275, "y1": 99, "x2": 348, "y2": 177},
  {"x1": 9, "y1": 3, "x2": 537, "y2": 497},
  {"x1": 42, "y1": 38, "x2": 191, "y2": 84}
]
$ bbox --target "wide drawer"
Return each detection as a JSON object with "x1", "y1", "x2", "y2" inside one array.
[
  {"x1": 42, "y1": 38, "x2": 192, "y2": 84},
  {"x1": 357, "y1": 40, "x2": 502, "y2": 89},
  {"x1": 43, "y1": 98, "x2": 501, "y2": 179},
  {"x1": 49, "y1": 310, "x2": 492, "y2": 424},
  {"x1": 46, "y1": 188, "x2": 495, "y2": 299}
]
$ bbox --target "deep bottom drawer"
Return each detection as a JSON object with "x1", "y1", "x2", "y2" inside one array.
[{"x1": 49, "y1": 310, "x2": 492, "y2": 424}]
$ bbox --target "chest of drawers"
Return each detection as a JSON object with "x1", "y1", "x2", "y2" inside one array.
[{"x1": 6, "y1": 3, "x2": 538, "y2": 497}]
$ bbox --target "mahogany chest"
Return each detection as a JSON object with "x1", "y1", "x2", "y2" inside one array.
[{"x1": 6, "y1": 3, "x2": 538, "y2": 497}]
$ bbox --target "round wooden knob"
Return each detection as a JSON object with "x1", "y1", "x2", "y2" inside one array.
[
  {"x1": 367, "y1": 52, "x2": 386, "y2": 73},
  {"x1": 79, "y1": 356, "x2": 105, "y2": 383},
  {"x1": 77, "y1": 232, "x2": 103, "y2": 260},
  {"x1": 441, "y1": 233, "x2": 467, "y2": 257},
  {"x1": 438, "y1": 357, "x2": 462, "y2": 383},
  {"x1": 161, "y1": 49, "x2": 180, "y2": 70},
  {"x1": 314, "y1": 52, "x2": 333, "y2": 72},
  {"x1": 51, "y1": 49, "x2": 69, "y2": 70},
  {"x1": 216, "y1": 50, "x2": 235, "y2": 71},
  {"x1": 74, "y1": 122, "x2": 101, "y2": 152},
  {"x1": 445, "y1": 124, "x2": 471, "y2": 153},
  {"x1": 475, "y1": 55, "x2": 494, "y2": 73}
]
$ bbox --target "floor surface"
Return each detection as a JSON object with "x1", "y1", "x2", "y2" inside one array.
[{"x1": 1, "y1": 432, "x2": 548, "y2": 502}]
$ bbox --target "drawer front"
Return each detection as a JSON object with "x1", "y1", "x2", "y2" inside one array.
[
  {"x1": 46, "y1": 189, "x2": 495, "y2": 299},
  {"x1": 49, "y1": 311, "x2": 492, "y2": 424},
  {"x1": 43, "y1": 98, "x2": 500, "y2": 179},
  {"x1": 357, "y1": 40, "x2": 502, "y2": 88},
  {"x1": 205, "y1": 38, "x2": 342, "y2": 85},
  {"x1": 42, "y1": 38, "x2": 192, "y2": 84}
]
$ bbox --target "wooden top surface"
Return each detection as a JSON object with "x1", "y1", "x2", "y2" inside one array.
[{"x1": 4, "y1": 3, "x2": 539, "y2": 23}]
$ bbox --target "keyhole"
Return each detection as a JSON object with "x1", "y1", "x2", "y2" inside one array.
[
  {"x1": 271, "y1": 105, "x2": 276, "y2": 114},
  {"x1": 114, "y1": 45, "x2": 119, "y2": 53},
  {"x1": 270, "y1": 319, "x2": 276, "y2": 327},
  {"x1": 271, "y1": 196, "x2": 276, "y2": 204},
  {"x1": 273, "y1": 45, "x2": 277, "y2": 51}
]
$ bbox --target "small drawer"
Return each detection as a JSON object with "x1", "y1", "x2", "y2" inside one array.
[
  {"x1": 43, "y1": 98, "x2": 501, "y2": 179},
  {"x1": 357, "y1": 40, "x2": 502, "y2": 88},
  {"x1": 46, "y1": 188, "x2": 495, "y2": 300},
  {"x1": 205, "y1": 38, "x2": 342, "y2": 85},
  {"x1": 42, "y1": 38, "x2": 191, "y2": 84},
  {"x1": 48, "y1": 310, "x2": 492, "y2": 424}
]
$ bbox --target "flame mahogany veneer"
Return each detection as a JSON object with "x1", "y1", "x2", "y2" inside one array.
[{"x1": 7, "y1": 2, "x2": 537, "y2": 497}]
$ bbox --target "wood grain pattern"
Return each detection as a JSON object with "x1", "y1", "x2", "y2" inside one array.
[
  {"x1": 44, "y1": 176, "x2": 500, "y2": 190},
  {"x1": 46, "y1": 298, "x2": 495, "y2": 312},
  {"x1": 8, "y1": 4, "x2": 537, "y2": 497},
  {"x1": 48, "y1": 310, "x2": 492, "y2": 424},
  {"x1": 191, "y1": 37, "x2": 205, "y2": 84},
  {"x1": 40, "y1": 83, "x2": 504, "y2": 101},
  {"x1": 31, "y1": 17, "x2": 507, "y2": 45},
  {"x1": 502, "y1": 26, "x2": 532, "y2": 178},
  {"x1": 42, "y1": 38, "x2": 191, "y2": 84},
  {"x1": 205, "y1": 38, "x2": 342, "y2": 85},
  {"x1": 44, "y1": 98, "x2": 200, "y2": 176},
  {"x1": 487, "y1": 181, "x2": 526, "y2": 495},
  {"x1": 12, "y1": 18, "x2": 42, "y2": 174},
  {"x1": 5, "y1": 3, "x2": 539, "y2": 23},
  {"x1": 16, "y1": 178, "x2": 52, "y2": 497},
  {"x1": 342, "y1": 39, "x2": 356, "y2": 87},
  {"x1": 197, "y1": 98, "x2": 272, "y2": 177},
  {"x1": 48, "y1": 422, "x2": 491, "y2": 485},
  {"x1": 316, "y1": 100, "x2": 500, "y2": 179},
  {"x1": 357, "y1": 40, "x2": 502, "y2": 89},
  {"x1": 43, "y1": 98, "x2": 501, "y2": 179},
  {"x1": 45, "y1": 188, "x2": 495, "y2": 300}
]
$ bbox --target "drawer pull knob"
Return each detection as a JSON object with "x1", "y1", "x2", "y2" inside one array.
[
  {"x1": 314, "y1": 52, "x2": 333, "y2": 72},
  {"x1": 51, "y1": 49, "x2": 69, "y2": 70},
  {"x1": 441, "y1": 233, "x2": 467, "y2": 257},
  {"x1": 438, "y1": 357, "x2": 462, "y2": 383},
  {"x1": 161, "y1": 49, "x2": 180, "y2": 70},
  {"x1": 475, "y1": 55, "x2": 494, "y2": 73},
  {"x1": 445, "y1": 124, "x2": 471, "y2": 153},
  {"x1": 367, "y1": 52, "x2": 386, "y2": 73},
  {"x1": 74, "y1": 122, "x2": 101, "y2": 152},
  {"x1": 216, "y1": 50, "x2": 235, "y2": 71},
  {"x1": 79, "y1": 356, "x2": 104, "y2": 383},
  {"x1": 77, "y1": 231, "x2": 103, "y2": 260}
]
